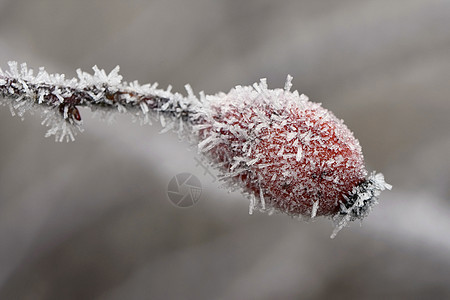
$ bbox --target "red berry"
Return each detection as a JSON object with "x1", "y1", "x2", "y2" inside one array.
[{"x1": 195, "y1": 78, "x2": 368, "y2": 218}]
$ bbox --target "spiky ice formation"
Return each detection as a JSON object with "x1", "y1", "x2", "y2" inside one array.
[{"x1": 0, "y1": 62, "x2": 391, "y2": 237}]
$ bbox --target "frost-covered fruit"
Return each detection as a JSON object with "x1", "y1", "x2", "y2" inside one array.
[{"x1": 195, "y1": 78, "x2": 369, "y2": 218}]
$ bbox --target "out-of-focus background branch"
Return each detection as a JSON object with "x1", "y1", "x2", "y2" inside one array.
[{"x1": 0, "y1": 0, "x2": 449, "y2": 299}]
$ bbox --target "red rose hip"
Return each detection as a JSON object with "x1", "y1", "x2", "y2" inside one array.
[{"x1": 194, "y1": 77, "x2": 391, "y2": 237}]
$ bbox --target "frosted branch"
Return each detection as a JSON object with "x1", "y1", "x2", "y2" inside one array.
[
  {"x1": 0, "y1": 61, "x2": 392, "y2": 238},
  {"x1": 0, "y1": 62, "x2": 197, "y2": 141}
]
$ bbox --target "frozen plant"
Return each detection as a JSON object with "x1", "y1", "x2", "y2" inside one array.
[{"x1": 0, "y1": 62, "x2": 391, "y2": 237}]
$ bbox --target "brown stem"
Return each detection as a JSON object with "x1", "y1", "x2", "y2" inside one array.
[{"x1": 0, "y1": 77, "x2": 191, "y2": 124}]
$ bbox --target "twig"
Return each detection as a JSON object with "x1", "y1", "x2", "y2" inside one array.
[{"x1": 0, "y1": 62, "x2": 197, "y2": 141}]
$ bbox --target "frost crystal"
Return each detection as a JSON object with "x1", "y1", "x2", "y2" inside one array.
[{"x1": 311, "y1": 200, "x2": 319, "y2": 218}]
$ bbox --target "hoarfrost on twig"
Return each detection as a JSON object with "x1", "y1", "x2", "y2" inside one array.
[{"x1": 0, "y1": 61, "x2": 195, "y2": 142}]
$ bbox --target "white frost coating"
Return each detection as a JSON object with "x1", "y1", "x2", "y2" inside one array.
[
  {"x1": 311, "y1": 200, "x2": 319, "y2": 218},
  {"x1": 284, "y1": 74, "x2": 293, "y2": 92},
  {"x1": 331, "y1": 172, "x2": 392, "y2": 238},
  {"x1": 247, "y1": 158, "x2": 259, "y2": 166},
  {"x1": 41, "y1": 109, "x2": 81, "y2": 142},
  {"x1": 286, "y1": 131, "x2": 297, "y2": 141},
  {"x1": 249, "y1": 194, "x2": 256, "y2": 215},
  {"x1": 296, "y1": 146, "x2": 303, "y2": 162},
  {"x1": 277, "y1": 146, "x2": 285, "y2": 156},
  {"x1": 260, "y1": 185, "x2": 266, "y2": 210}
]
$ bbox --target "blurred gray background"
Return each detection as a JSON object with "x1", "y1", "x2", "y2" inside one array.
[{"x1": 1, "y1": 0, "x2": 450, "y2": 299}]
